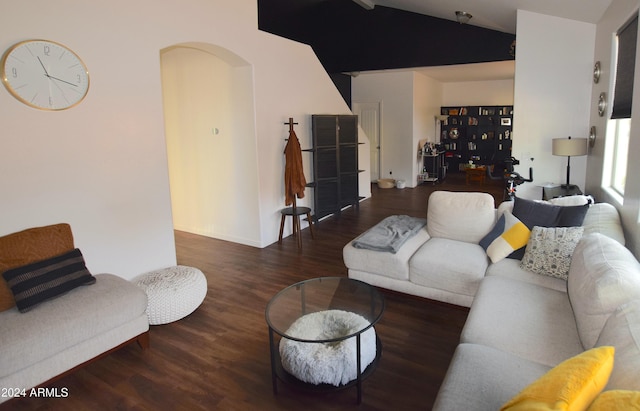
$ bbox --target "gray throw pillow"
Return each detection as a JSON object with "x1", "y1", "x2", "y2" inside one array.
[
  {"x1": 2, "y1": 248, "x2": 96, "y2": 312},
  {"x1": 520, "y1": 226, "x2": 584, "y2": 280}
]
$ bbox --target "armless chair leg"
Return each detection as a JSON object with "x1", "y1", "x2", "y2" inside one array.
[
  {"x1": 278, "y1": 214, "x2": 286, "y2": 244},
  {"x1": 306, "y1": 212, "x2": 315, "y2": 239}
]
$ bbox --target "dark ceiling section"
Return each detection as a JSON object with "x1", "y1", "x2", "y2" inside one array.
[{"x1": 258, "y1": 0, "x2": 516, "y2": 74}]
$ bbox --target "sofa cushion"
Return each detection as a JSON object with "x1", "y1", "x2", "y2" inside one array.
[
  {"x1": 2, "y1": 249, "x2": 96, "y2": 313},
  {"x1": 509, "y1": 197, "x2": 589, "y2": 259},
  {"x1": 432, "y1": 343, "x2": 551, "y2": 411},
  {"x1": 502, "y1": 201, "x2": 625, "y2": 246},
  {"x1": 520, "y1": 226, "x2": 584, "y2": 280},
  {"x1": 582, "y1": 203, "x2": 625, "y2": 245},
  {"x1": 409, "y1": 238, "x2": 487, "y2": 298},
  {"x1": 0, "y1": 273, "x2": 148, "y2": 379},
  {"x1": 343, "y1": 229, "x2": 430, "y2": 281},
  {"x1": 588, "y1": 390, "x2": 640, "y2": 410},
  {"x1": 461, "y1": 275, "x2": 584, "y2": 367},
  {"x1": 595, "y1": 300, "x2": 640, "y2": 391},
  {"x1": 0, "y1": 223, "x2": 75, "y2": 312},
  {"x1": 512, "y1": 197, "x2": 589, "y2": 229},
  {"x1": 481, "y1": 211, "x2": 531, "y2": 263},
  {"x1": 500, "y1": 346, "x2": 614, "y2": 411},
  {"x1": 426, "y1": 191, "x2": 496, "y2": 243},
  {"x1": 486, "y1": 258, "x2": 567, "y2": 292},
  {"x1": 568, "y1": 233, "x2": 640, "y2": 349}
]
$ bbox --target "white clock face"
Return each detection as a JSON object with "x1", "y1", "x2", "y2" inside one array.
[{"x1": 1, "y1": 40, "x2": 90, "y2": 110}]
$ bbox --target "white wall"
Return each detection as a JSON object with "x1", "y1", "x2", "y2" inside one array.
[
  {"x1": 512, "y1": 10, "x2": 595, "y2": 200},
  {"x1": 0, "y1": 0, "x2": 354, "y2": 278},
  {"x1": 353, "y1": 71, "x2": 416, "y2": 185},
  {"x1": 587, "y1": 0, "x2": 640, "y2": 256},
  {"x1": 442, "y1": 79, "x2": 515, "y2": 106}
]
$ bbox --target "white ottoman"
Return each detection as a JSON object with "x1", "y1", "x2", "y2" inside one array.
[
  {"x1": 134, "y1": 265, "x2": 207, "y2": 325},
  {"x1": 279, "y1": 310, "x2": 377, "y2": 386}
]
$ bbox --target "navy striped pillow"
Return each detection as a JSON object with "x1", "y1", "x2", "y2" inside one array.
[{"x1": 2, "y1": 248, "x2": 96, "y2": 312}]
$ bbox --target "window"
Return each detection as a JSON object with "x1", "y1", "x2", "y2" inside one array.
[
  {"x1": 608, "y1": 118, "x2": 630, "y2": 195},
  {"x1": 605, "y1": 14, "x2": 637, "y2": 197}
]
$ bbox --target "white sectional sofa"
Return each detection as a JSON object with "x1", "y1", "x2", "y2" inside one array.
[{"x1": 343, "y1": 191, "x2": 640, "y2": 410}]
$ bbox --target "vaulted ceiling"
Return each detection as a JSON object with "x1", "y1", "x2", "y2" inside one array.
[
  {"x1": 258, "y1": 0, "x2": 516, "y2": 74},
  {"x1": 257, "y1": 0, "x2": 612, "y2": 75}
]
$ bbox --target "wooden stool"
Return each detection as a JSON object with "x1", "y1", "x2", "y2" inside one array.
[{"x1": 278, "y1": 206, "x2": 315, "y2": 248}]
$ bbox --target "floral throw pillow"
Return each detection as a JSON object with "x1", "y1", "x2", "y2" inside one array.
[{"x1": 520, "y1": 226, "x2": 585, "y2": 280}]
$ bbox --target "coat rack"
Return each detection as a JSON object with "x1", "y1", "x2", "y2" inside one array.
[{"x1": 279, "y1": 118, "x2": 314, "y2": 249}]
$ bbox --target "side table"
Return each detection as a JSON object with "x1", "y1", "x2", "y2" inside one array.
[
  {"x1": 265, "y1": 277, "x2": 384, "y2": 404},
  {"x1": 542, "y1": 185, "x2": 583, "y2": 201},
  {"x1": 465, "y1": 166, "x2": 487, "y2": 185}
]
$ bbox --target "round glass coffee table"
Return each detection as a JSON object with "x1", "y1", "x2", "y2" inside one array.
[{"x1": 265, "y1": 277, "x2": 385, "y2": 404}]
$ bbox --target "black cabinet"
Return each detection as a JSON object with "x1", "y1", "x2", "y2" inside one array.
[
  {"x1": 440, "y1": 106, "x2": 513, "y2": 172},
  {"x1": 309, "y1": 115, "x2": 361, "y2": 222}
]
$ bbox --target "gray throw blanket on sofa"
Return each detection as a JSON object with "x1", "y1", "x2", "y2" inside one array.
[{"x1": 352, "y1": 215, "x2": 427, "y2": 254}]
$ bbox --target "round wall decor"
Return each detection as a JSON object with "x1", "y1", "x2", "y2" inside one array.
[
  {"x1": 598, "y1": 92, "x2": 607, "y2": 117},
  {"x1": 1, "y1": 39, "x2": 90, "y2": 110}
]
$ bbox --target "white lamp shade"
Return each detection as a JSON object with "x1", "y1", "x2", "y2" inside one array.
[{"x1": 552, "y1": 138, "x2": 588, "y2": 156}]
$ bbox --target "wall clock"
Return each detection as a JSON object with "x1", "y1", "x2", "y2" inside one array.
[{"x1": 1, "y1": 39, "x2": 89, "y2": 110}]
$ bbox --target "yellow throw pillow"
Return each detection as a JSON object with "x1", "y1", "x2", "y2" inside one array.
[
  {"x1": 587, "y1": 390, "x2": 640, "y2": 410},
  {"x1": 501, "y1": 346, "x2": 615, "y2": 411},
  {"x1": 484, "y1": 211, "x2": 531, "y2": 263}
]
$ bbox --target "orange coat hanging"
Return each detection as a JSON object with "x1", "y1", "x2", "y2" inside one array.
[{"x1": 284, "y1": 128, "x2": 307, "y2": 206}]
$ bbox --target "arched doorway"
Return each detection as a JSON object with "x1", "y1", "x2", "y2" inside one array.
[{"x1": 160, "y1": 43, "x2": 261, "y2": 246}]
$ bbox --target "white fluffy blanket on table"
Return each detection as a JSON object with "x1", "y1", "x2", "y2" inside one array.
[{"x1": 279, "y1": 310, "x2": 377, "y2": 386}]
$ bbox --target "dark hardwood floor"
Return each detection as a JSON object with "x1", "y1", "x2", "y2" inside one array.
[{"x1": 5, "y1": 174, "x2": 504, "y2": 411}]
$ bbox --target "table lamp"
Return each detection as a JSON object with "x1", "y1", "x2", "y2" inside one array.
[{"x1": 552, "y1": 136, "x2": 588, "y2": 189}]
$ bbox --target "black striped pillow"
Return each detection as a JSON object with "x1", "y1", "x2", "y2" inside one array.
[{"x1": 2, "y1": 248, "x2": 96, "y2": 313}]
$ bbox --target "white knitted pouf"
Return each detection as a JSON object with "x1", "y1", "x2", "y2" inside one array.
[{"x1": 133, "y1": 265, "x2": 207, "y2": 325}]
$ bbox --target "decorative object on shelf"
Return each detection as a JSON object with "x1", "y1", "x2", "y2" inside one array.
[
  {"x1": 589, "y1": 126, "x2": 597, "y2": 148},
  {"x1": 598, "y1": 92, "x2": 607, "y2": 117},
  {"x1": 455, "y1": 11, "x2": 472, "y2": 24},
  {"x1": 593, "y1": 61, "x2": 601, "y2": 84},
  {"x1": 440, "y1": 105, "x2": 513, "y2": 171},
  {"x1": 1, "y1": 39, "x2": 90, "y2": 110},
  {"x1": 552, "y1": 136, "x2": 588, "y2": 189}
]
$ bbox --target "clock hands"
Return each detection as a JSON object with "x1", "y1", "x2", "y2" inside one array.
[
  {"x1": 37, "y1": 56, "x2": 50, "y2": 76},
  {"x1": 38, "y1": 56, "x2": 78, "y2": 87},
  {"x1": 46, "y1": 75, "x2": 78, "y2": 87}
]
